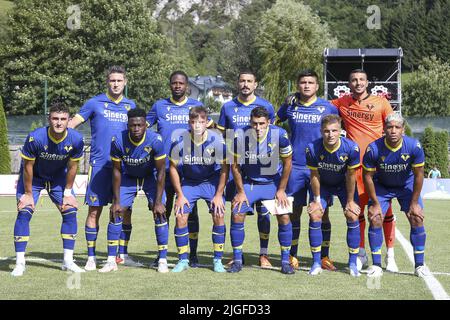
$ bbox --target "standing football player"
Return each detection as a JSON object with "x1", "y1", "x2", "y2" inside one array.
[
  {"x1": 332, "y1": 69, "x2": 397, "y2": 272},
  {"x1": 277, "y1": 70, "x2": 339, "y2": 271},
  {"x1": 217, "y1": 70, "x2": 276, "y2": 268}
]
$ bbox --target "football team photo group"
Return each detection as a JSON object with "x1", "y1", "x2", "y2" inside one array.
[{"x1": 10, "y1": 65, "x2": 431, "y2": 283}]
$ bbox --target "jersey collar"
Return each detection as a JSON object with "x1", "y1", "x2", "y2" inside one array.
[
  {"x1": 48, "y1": 127, "x2": 67, "y2": 144},
  {"x1": 299, "y1": 97, "x2": 317, "y2": 107},
  {"x1": 384, "y1": 138, "x2": 403, "y2": 152},
  {"x1": 190, "y1": 130, "x2": 208, "y2": 146},
  {"x1": 170, "y1": 96, "x2": 188, "y2": 106},
  {"x1": 128, "y1": 132, "x2": 146, "y2": 147},
  {"x1": 323, "y1": 138, "x2": 341, "y2": 154},
  {"x1": 106, "y1": 92, "x2": 124, "y2": 105},
  {"x1": 237, "y1": 96, "x2": 256, "y2": 106}
]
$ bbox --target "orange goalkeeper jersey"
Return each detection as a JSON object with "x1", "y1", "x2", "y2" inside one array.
[{"x1": 332, "y1": 94, "x2": 393, "y2": 161}]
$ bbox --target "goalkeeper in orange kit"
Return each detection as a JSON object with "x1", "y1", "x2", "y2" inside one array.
[{"x1": 331, "y1": 69, "x2": 398, "y2": 272}]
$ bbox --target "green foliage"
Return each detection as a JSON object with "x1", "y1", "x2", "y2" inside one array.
[
  {"x1": 435, "y1": 131, "x2": 449, "y2": 178},
  {"x1": 0, "y1": 0, "x2": 173, "y2": 115},
  {"x1": 387, "y1": 0, "x2": 449, "y2": 71},
  {"x1": 420, "y1": 126, "x2": 449, "y2": 177},
  {"x1": 255, "y1": 0, "x2": 337, "y2": 107},
  {"x1": 404, "y1": 122, "x2": 413, "y2": 137},
  {"x1": 30, "y1": 119, "x2": 44, "y2": 131},
  {"x1": 0, "y1": 96, "x2": 11, "y2": 173},
  {"x1": 403, "y1": 56, "x2": 450, "y2": 117},
  {"x1": 202, "y1": 96, "x2": 222, "y2": 113},
  {"x1": 421, "y1": 126, "x2": 436, "y2": 175},
  {"x1": 0, "y1": 0, "x2": 14, "y2": 43}
]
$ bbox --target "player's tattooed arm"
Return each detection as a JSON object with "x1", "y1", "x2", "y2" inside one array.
[
  {"x1": 344, "y1": 168, "x2": 360, "y2": 216},
  {"x1": 231, "y1": 158, "x2": 249, "y2": 212},
  {"x1": 276, "y1": 155, "x2": 292, "y2": 208},
  {"x1": 211, "y1": 163, "x2": 229, "y2": 216},
  {"x1": 308, "y1": 169, "x2": 323, "y2": 215},
  {"x1": 153, "y1": 158, "x2": 166, "y2": 217},
  {"x1": 62, "y1": 160, "x2": 79, "y2": 210},
  {"x1": 18, "y1": 159, "x2": 35, "y2": 210},
  {"x1": 110, "y1": 159, "x2": 122, "y2": 219},
  {"x1": 407, "y1": 166, "x2": 425, "y2": 222},
  {"x1": 169, "y1": 161, "x2": 189, "y2": 215},
  {"x1": 363, "y1": 169, "x2": 382, "y2": 225}
]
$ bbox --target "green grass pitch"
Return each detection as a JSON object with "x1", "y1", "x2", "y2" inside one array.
[{"x1": 0, "y1": 196, "x2": 449, "y2": 300}]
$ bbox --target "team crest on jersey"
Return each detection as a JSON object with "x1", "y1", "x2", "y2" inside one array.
[
  {"x1": 234, "y1": 108, "x2": 238, "y2": 113},
  {"x1": 381, "y1": 156, "x2": 385, "y2": 162},
  {"x1": 167, "y1": 107, "x2": 171, "y2": 112},
  {"x1": 124, "y1": 104, "x2": 131, "y2": 111},
  {"x1": 205, "y1": 148, "x2": 214, "y2": 156},
  {"x1": 157, "y1": 135, "x2": 162, "y2": 141},
  {"x1": 317, "y1": 107, "x2": 325, "y2": 113},
  {"x1": 305, "y1": 147, "x2": 310, "y2": 154},
  {"x1": 268, "y1": 143, "x2": 276, "y2": 150},
  {"x1": 104, "y1": 102, "x2": 109, "y2": 109},
  {"x1": 64, "y1": 145, "x2": 73, "y2": 153},
  {"x1": 417, "y1": 142, "x2": 422, "y2": 149},
  {"x1": 29, "y1": 136, "x2": 34, "y2": 142},
  {"x1": 366, "y1": 104, "x2": 375, "y2": 111},
  {"x1": 354, "y1": 146, "x2": 359, "y2": 152},
  {"x1": 125, "y1": 147, "x2": 130, "y2": 154},
  {"x1": 339, "y1": 154, "x2": 348, "y2": 162},
  {"x1": 89, "y1": 195, "x2": 97, "y2": 203},
  {"x1": 44, "y1": 145, "x2": 48, "y2": 150},
  {"x1": 144, "y1": 146, "x2": 152, "y2": 154},
  {"x1": 294, "y1": 106, "x2": 298, "y2": 111},
  {"x1": 366, "y1": 146, "x2": 371, "y2": 152},
  {"x1": 283, "y1": 133, "x2": 289, "y2": 139},
  {"x1": 401, "y1": 153, "x2": 410, "y2": 161},
  {"x1": 320, "y1": 155, "x2": 325, "y2": 160}
]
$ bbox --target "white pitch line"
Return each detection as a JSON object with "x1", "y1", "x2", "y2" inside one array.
[{"x1": 395, "y1": 227, "x2": 450, "y2": 300}]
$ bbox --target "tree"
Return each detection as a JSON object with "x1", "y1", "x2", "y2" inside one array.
[
  {"x1": 403, "y1": 56, "x2": 450, "y2": 117},
  {"x1": 255, "y1": 0, "x2": 337, "y2": 107},
  {"x1": 421, "y1": 126, "x2": 437, "y2": 176},
  {"x1": 0, "y1": 0, "x2": 173, "y2": 115},
  {"x1": 435, "y1": 131, "x2": 449, "y2": 178},
  {"x1": 0, "y1": 96, "x2": 11, "y2": 174}
]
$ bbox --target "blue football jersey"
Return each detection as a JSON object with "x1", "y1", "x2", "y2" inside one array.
[
  {"x1": 234, "y1": 125, "x2": 292, "y2": 184},
  {"x1": 217, "y1": 96, "x2": 276, "y2": 130},
  {"x1": 363, "y1": 136, "x2": 425, "y2": 188},
  {"x1": 277, "y1": 97, "x2": 338, "y2": 168},
  {"x1": 169, "y1": 129, "x2": 226, "y2": 182},
  {"x1": 306, "y1": 137, "x2": 360, "y2": 187},
  {"x1": 74, "y1": 93, "x2": 136, "y2": 167},
  {"x1": 110, "y1": 129, "x2": 166, "y2": 178},
  {"x1": 146, "y1": 97, "x2": 210, "y2": 155},
  {"x1": 20, "y1": 127, "x2": 84, "y2": 181}
]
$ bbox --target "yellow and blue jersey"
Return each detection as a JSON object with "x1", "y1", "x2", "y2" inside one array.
[
  {"x1": 363, "y1": 136, "x2": 425, "y2": 188},
  {"x1": 169, "y1": 129, "x2": 226, "y2": 182},
  {"x1": 217, "y1": 96, "x2": 275, "y2": 131},
  {"x1": 277, "y1": 97, "x2": 338, "y2": 168},
  {"x1": 110, "y1": 129, "x2": 166, "y2": 178},
  {"x1": 146, "y1": 97, "x2": 209, "y2": 156},
  {"x1": 234, "y1": 125, "x2": 292, "y2": 184},
  {"x1": 306, "y1": 137, "x2": 360, "y2": 186},
  {"x1": 74, "y1": 93, "x2": 136, "y2": 167},
  {"x1": 20, "y1": 127, "x2": 84, "y2": 181}
]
